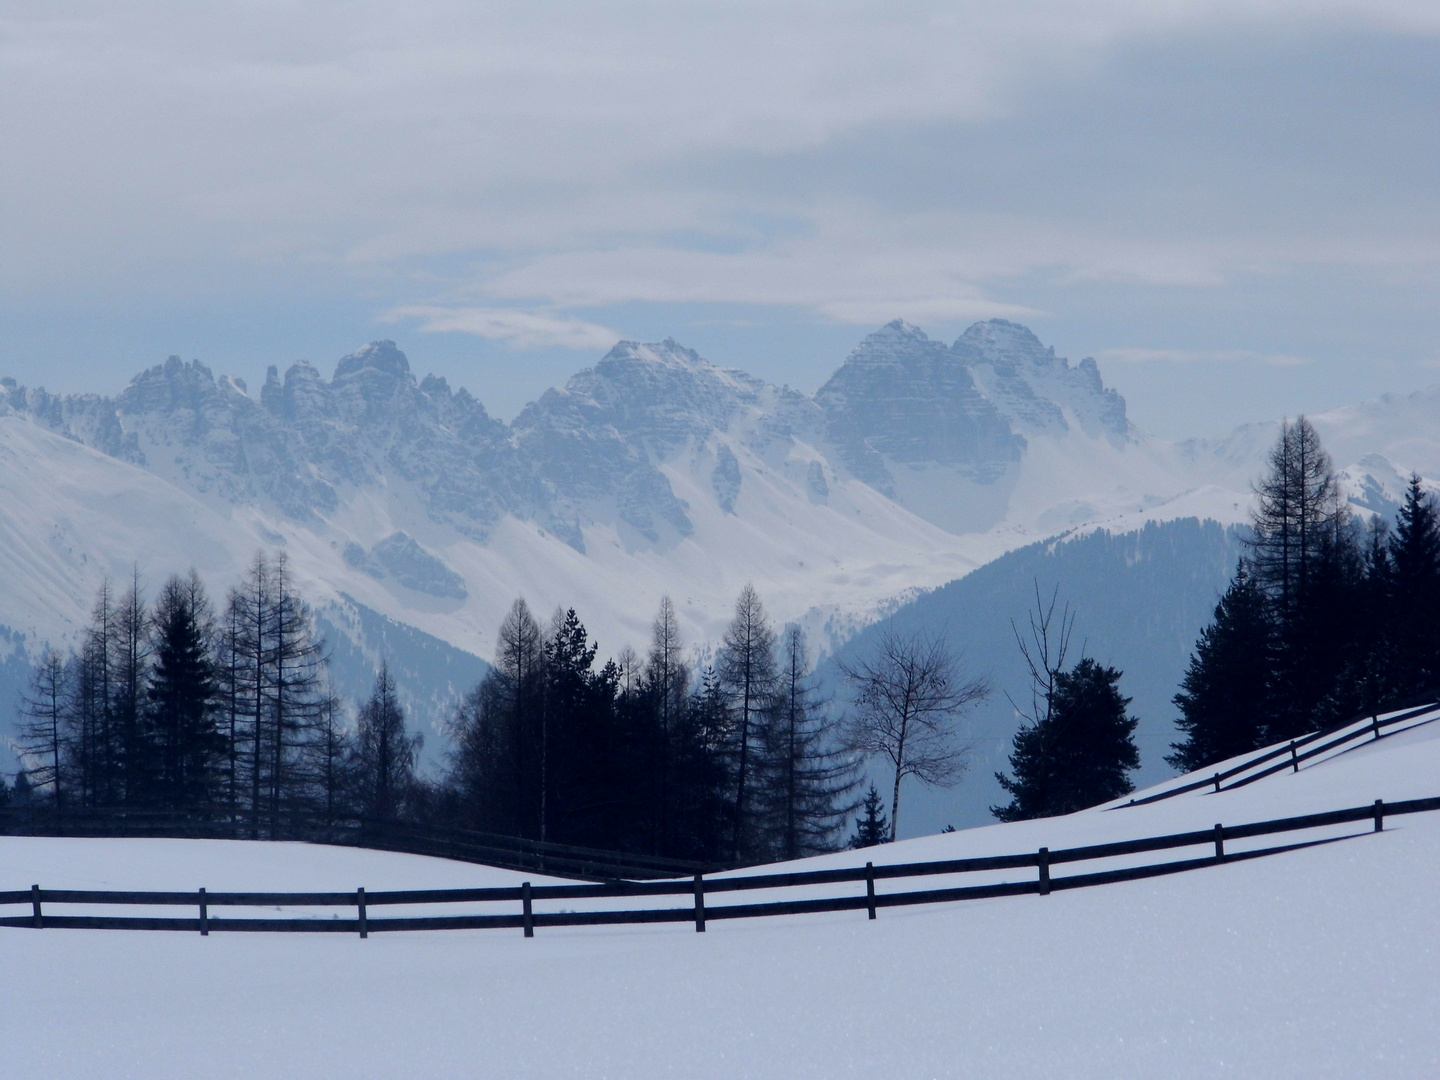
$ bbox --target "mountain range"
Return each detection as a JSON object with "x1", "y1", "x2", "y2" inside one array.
[{"x1": 3, "y1": 318, "x2": 1438, "y2": 801}]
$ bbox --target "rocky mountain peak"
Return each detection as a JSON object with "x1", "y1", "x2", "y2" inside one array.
[
  {"x1": 954, "y1": 319, "x2": 1056, "y2": 367},
  {"x1": 841, "y1": 320, "x2": 952, "y2": 370},
  {"x1": 815, "y1": 321, "x2": 1021, "y2": 491},
  {"x1": 334, "y1": 340, "x2": 412, "y2": 381}
]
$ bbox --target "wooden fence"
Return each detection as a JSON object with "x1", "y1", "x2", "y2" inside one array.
[
  {"x1": 1122, "y1": 701, "x2": 1440, "y2": 808},
  {"x1": 4, "y1": 795, "x2": 1435, "y2": 937}
]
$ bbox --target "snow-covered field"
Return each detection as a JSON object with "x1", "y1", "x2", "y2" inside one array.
[{"x1": 3, "y1": 716, "x2": 1439, "y2": 1078}]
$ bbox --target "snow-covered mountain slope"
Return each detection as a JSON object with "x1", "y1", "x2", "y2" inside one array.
[
  {"x1": 4, "y1": 702, "x2": 1438, "y2": 1078},
  {"x1": 2, "y1": 319, "x2": 1437, "y2": 730},
  {"x1": 827, "y1": 518, "x2": 1247, "y2": 834}
]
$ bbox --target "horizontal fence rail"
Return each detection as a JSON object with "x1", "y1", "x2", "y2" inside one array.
[
  {"x1": 4, "y1": 795, "x2": 1435, "y2": 938},
  {"x1": 1119, "y1": 702, "x2": 1440, "y2": 808}
]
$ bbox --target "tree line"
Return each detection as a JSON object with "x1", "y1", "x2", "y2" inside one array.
[
  {"x1": 14, "y1": 416, "x2": 1392, "y2": 853},
  {"x1": 7, "y1": 553, "x2": 410, "y2": 835},
  {"x1": 12, "y1": 569, "x2": 985, "y2": 864},
  {"x1": 441, "y1": 587, "x2": 866, "y2": 864},
  {"x1": 1169, "y1": 416, "x2": 1440, "y2": 772}
]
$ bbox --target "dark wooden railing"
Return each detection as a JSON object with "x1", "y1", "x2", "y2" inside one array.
[
  {"x1": 1120, "y1": 702, "x2": 1440, "y2": 808},
  {"x1": 4, "y1": 795, "x2": 1433, "y2": 937}
]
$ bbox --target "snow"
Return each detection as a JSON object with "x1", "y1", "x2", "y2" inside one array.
[
  {"x1": 8, "y1": 331, "x2": 1440, "y2": 679},
  {"x1": 3, "y1": 709, "x2": 1438, "y2": 1077}
]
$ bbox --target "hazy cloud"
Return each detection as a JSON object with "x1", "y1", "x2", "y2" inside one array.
[
  {"x1": 387, "y1": 306, "x2": 620, "y2": 351},
  {"x1": 4, "y1": 1, "x2": 1440, "y2": 435}
]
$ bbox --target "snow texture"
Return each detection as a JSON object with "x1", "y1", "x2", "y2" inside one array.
[{"x1": 2, "y1": 708, "x2": 1438, "y2": 1077}]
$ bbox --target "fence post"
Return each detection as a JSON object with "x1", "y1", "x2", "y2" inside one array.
[
  {"x1": 199, "y1": 888, "x2": 208, "y2": 936},
  {"x1": 522, "y1": 881, "x2": 534, "y2": 938},
  {"x1": 693, "y1": 874, "x2": 706, "y2": 933},
  {"x1": 1290, "y1": 742, "x2": 1299, "y2": 773},
  {"x1": 865, "y1": 861, "x2": 876, "y2": 920},
  {"x1": 357, "y1": 887, "x2": 367, "y2": 939},
  {"x1": 1037, "y1": 848, "x2": 1050, "y2": 896},
  {"x1": 1372, "y1": 715, "x2": 1381, "y2": 740},
  {"x1": 31, "y1": 884, "x2": 41, "y2": 929},
  {"x1": 1213, "y1": 773, "x2": 1221, "y2": 793},
  {"x1": 1374, "y1": 799, "x2": 1384, "y2": 833},
  {"x1": 1213, "y1": 823, "x2": 1225, "y2": 862}
]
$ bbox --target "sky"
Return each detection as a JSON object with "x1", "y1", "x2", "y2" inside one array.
[{"x1": 2, "y1": 1, "x2": 1439, "y2": 438}]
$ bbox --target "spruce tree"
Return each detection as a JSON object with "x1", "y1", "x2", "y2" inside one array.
[
  {"x1": 672, "y1": 665, "x2": 734, "y2": 863},
  {"x1": 1388, "y1": 474, "x2": 1440, "y2": 698},
  {"x1": 848, "y1": 784, "x2": 889, "y2": 849},
  {"x1": 542, "y1": 607, "x2": 602, "y2": 846},
  {"x1": 144, "y1": 571, "x2": 224, "y2": 811},
  {"x1": 351, "y1": 663, "x2": 419, "y2": 820},
  {"x1": 1167, "y1": 562, "x2": 1274, "y2": 773},
  {"x1": 449, "y1": 598, "x2": 544, "y2": 837},
  {"x1": 11, "y1": 770, "x2": 34, "y2": 809},
  {"x1": 994, "y1": 658, "x2": 1140, "y2": 821}
]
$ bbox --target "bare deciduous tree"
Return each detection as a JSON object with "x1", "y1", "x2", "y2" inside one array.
[
  {"x1": 1007, "y1": 581, "x2": 1076, "y2": 730},
  {"x1": 841, "y1": 628, "x2": 989, "y2": 841}
]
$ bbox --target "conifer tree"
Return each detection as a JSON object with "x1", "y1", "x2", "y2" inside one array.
[
  {"x1": 215, "y1": 595, "x2": 247, "y2": 816},
  {"x1": 449, "y1": 598, "x2": 545, "y2": 837},
  {"x1": 994, "y1": 658, "x2": 1140, "y2": 821},
  {"x1": 144, "y1": 571, "x2": 224, "y2": 810},
  {"x1": 17, "y1": 647, "x2": 70, "y2": 809},
  {"x1": 542, "y1": 607, "x2": 601, "y2": 845},
  {"x1": 1387, "y1": 474, "x2": 1440, "y2": 697},
  {"x1": 11, "y1": 769, "x2": 34, "y2": 809},
  {"x1": 848, "y1": 783, "x2": 889, "y2": 849},
  {"x1": 1167, "y1": 562, "x2": 1274, "y2": 773},
  {"x1": 351, "y1": 663, "x2": 420, "y2": 820},
  {"x1": 671, "y1": 665, "x2": 734, "y2": 862},
  {"x1": 645, "y1": 596, "x2": 688, "y2": 849},
  {"x1": 308, "y1": 681, "x2": 352, "y2": 823},
  {"x1": 80, "y1": 580, "x2": 119, "y2": 807},
  {"x1": 228, "y1": 552, "x2": 272, "y2": 833},
  {"x1": 111, "y1": 572, "x2": 152, "y2": 804},
  {"x1": 761, "y1": 627, "x2": 859, "y2": 860},
  {"x1": 1249, "y1": 417, "x2": 1341, "y2": 616},
  {"x1": 265, "y1": 554, "x2": 328, "y2": 831},
  {"x1": 225, "y1": 551, "x2": 329, "y2": 834},
  {"x1": 1246, "y1": 418, "x2": 1362, "y2": 738},
  {"x1": 718, "y1": 584, "x2": 777, "y2": 861}
]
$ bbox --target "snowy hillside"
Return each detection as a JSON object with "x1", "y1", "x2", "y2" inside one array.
[
  {"x1": 3, "y1": 320, "x2": 1438, "y2": 754},
  {"x1": 2, "y1": 704, "x2": 1438, "y2": 1078},
  {"x1": 828, "y1": 518, "x2": 1247, "y2": 834}
]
